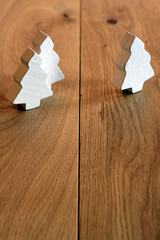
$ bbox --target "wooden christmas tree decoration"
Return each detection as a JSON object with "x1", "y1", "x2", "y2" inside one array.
[
  {"x1": 112, "y1": 32, "x2": 154, "y2": 93},
  {"x1": 6, "y1": 31, "x2": 64, "y2": 110}
]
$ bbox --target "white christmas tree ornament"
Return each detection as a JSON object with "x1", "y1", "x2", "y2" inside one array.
[
  {"x1": 112, "y1": 32, "x2": 154, "y2": 93},
  {"x1": 6, "y1": 31, "x2": 64, "y2": 110}
]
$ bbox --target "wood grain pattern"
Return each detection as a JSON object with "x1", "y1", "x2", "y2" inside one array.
[
  {"x1": 80, "y1": 0, "x2": 160, "y2": 239},
  {"x1": 0, "y1": 0, "x2": 79, "y2": 239},
  {"x1": 1, "y1": 0, "x2": 160, "y2": 239}
]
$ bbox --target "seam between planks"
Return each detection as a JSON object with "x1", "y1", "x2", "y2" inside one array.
[{"x1": 77, "y1": 0, "x2": 82, "y2": 238}]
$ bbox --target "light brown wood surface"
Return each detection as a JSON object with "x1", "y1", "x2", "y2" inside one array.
[
  {"x1": 0, "y1": 0, "x2": 79, "y2": 239},
  {"x1": 1, "y1": 0, "x2": 160, "y2": 239},
  {"x1": 80, "y1": 0, "x2": 160, "y2": 239}
]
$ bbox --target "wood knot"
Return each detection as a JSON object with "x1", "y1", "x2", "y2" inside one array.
[
  {"x1": 64, "y1": 13, "x2": 69, "y2": 18},
  {"x1": 63, "y1": 12, "x2": 75, "y2": 22},
  {"x1": 100, "y1": 102, "x2": 105, "y2": 121},
  {"x1": 107, "y1": 19, "x2": 117, "y2": 24}
]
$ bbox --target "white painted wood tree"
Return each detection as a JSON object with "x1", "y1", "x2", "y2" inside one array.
[
  {"x1": 112, "y1": 32, "x2": 154, "y2": 93},
  {"x1": 6, "y1": 31, "x2": 64, "y2": 110}
]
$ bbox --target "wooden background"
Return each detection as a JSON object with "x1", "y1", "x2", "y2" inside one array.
[{"x1": 0, "y1": 0, "x2": 160, "y2": 239}]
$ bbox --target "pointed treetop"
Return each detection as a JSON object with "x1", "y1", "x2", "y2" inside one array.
[
  {"x1": 120, "y1": 32, "x2": 135, "y2": 50},
  {"x1": 32, "y1": 31, "x2": 54, "y2": 53}
]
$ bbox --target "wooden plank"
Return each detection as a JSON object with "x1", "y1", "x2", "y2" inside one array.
[
  {"x1": 0, "y1": 0, "x2": 79, "y2": 239},
  {"x1": 80, "y1": 0, "x2": 160, "y2": 239}
]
